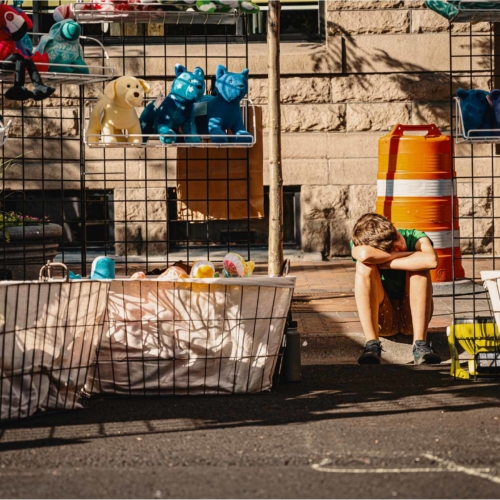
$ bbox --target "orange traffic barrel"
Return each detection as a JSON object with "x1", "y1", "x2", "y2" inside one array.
[{"x1": 377, "y1": 123, "x2": 465, "y2": 282}]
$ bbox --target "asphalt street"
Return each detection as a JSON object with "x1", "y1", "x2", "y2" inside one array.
[{"x1": 1, "y1": 364, "x2": 500, "y2": 498}]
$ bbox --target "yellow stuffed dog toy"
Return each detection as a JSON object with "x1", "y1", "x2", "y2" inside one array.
[{"x1": 87, "y1": 76, "x2": 151, "y2": 144}]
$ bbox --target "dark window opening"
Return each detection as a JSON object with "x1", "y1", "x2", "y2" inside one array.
[{"x1": 168, "y1": 186, "x2": 301, "y2": 249}]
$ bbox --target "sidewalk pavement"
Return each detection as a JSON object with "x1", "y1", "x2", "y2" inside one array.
[{"x1": 278, "y1": 259, "x2": 492, "y2": 365}]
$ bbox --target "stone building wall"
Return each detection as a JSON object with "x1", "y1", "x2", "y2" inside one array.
[{"x1": 2, "y1": 0, "x2": 494, "y2": 258}]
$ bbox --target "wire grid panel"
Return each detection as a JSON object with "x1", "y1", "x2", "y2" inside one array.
[
  {"x1": 0, "y1": 279, "x2": 110, "y2": 421},
  {"x1": 85, "y1": 277, "x2": 295, "y2": 396}
]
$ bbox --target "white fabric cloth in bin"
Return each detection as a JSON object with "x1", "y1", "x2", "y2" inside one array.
[
  {"x1": 0, "y1": 280, "x2": 110, "y2": 421},
  {"x1": 86, "y1": 277, "x2": 295, "y2": 395}
]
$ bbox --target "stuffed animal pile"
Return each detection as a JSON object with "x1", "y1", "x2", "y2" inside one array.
[
  {"x1": 0, "y1": 2, "x2": 90, "y2": 101},
  {"x1": 140, "y1": 63, "x2": 251, "y2": 144},
  {"x1": 456, "y1": 88, "x2": 500, "y2": 138},
  {"x1": 70, "y1": 0, "x2": 259, "y2": 15},
  {"x1": 129, "y1": 253, "x2": 255, "y2": 280}
]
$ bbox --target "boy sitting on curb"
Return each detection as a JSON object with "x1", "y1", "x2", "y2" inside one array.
[{"x1": 350, "y1": 213, "x2": 441, "y2": 365}]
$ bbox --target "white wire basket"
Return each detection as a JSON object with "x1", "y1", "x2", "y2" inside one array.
[
  {"x1": 0, "y1": 263, "x2": 111, "y2": 422},
  {"x1": 72, "y1": 1, "x2": 243, "y2": 24},
  {"x1": 0, "y1": 118, "x2": 12, "y2": 146},
  {"x1": 0, "y1": 34, "x2": 114, "y2": 86},
  {"x1": 85, "y1": 277, "x2": 295, "y2": 396},
  {"x1": 84, "y1": 97, "x2": 257, "y2": 148},
  {"x1": 454, "y1": 96, "x2": 500, "y2": 144},
  {"x1": 450, "y1": 0, "x2": 500, "y2": 23}
]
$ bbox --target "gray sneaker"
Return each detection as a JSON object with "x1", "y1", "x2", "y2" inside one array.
[
  {"x1": 358, "y1": 340, "x2": 382, "y2": 365},
  {"x1": 413, "y1": 340, "x2": 441, "y2": 365}
]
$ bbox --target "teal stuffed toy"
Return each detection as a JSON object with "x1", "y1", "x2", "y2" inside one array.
[
  {"x1": 34, "y1": 19, "x2": 89, "y2": 74},
  {"x1": 456, "y1": 88, "x2": 494, "y2": 138},
  {"x1": 90, "y1": 256, "x2": 115, "y2": 280},
  {"x1": 197, "y1": 65, "x2": 252, "y2": 144},
  {"x1": 140, "y1": 64, "x2": 205, "y2": 145}
]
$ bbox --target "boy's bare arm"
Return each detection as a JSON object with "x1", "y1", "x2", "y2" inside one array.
[
  {"x1": 378, "y1": 238, "x2": 438, "y2": 271},
  {"x1": 352, "y1": 245, "x2": 413, "y2": 265}
]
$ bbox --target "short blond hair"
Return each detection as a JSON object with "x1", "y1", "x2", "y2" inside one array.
[{"x1": 352, "y1": 213, "x2": 399, "y2": 253}]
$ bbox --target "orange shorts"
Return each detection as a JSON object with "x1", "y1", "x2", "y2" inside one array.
[{"x1": 378, "y1": 293, "x2": 414, "y2": 337}]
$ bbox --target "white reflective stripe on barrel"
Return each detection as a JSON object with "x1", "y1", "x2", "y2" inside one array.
[
  {"x1": 377, "y1": 179, "x2": 456, "y2": 197},
  {"x1": 424, "y1": 230, "x2": 460, "y2": 249}
]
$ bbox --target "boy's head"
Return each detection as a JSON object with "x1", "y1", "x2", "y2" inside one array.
[{"x1": 352, "y1": 213, "x2": 405, "y2": 253}]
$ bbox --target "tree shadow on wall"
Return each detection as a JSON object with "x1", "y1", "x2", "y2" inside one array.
[{"x1": 304, "y1": 21, "x2": 495, "y2": 129}]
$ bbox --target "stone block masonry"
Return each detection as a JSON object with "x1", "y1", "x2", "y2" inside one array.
[{"x1": 0, "y1": 0, "x2": 489, "y2": 258}]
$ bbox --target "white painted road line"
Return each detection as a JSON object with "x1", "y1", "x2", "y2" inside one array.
[
  {"x1": 424, "y1": 454, "x2": 500, "y2": 486},
  {"x1": 312, "y1": 456, "x2": 500, "y2": 486}
]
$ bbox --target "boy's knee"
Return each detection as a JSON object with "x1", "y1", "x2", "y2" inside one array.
[
  {"x1": 409, "y1": 270, "x2": 431, "y2": 280},
  {"x1": 356, "y1": 261, "x2": 378, "y2": 278}
]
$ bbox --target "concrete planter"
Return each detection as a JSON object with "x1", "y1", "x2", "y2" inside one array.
[{"x1": 0, "y1": 223, "x2": 63, "y2": 280}]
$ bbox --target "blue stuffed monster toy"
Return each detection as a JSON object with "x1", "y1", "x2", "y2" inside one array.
[
  {"x1": 140, "y1": 64, "x2": 205, "y2": 145},
  {"x1": 140, "y1": 64, "x2": 205, "y2": 144},
  {"x1": 456, "y1": 88, "x2": 494, "y2": 138},
  {"x1": 34, "y1": 19, "x2": 89, "y2": 74},
  {"x1": 197, "y1": 65, "x2": 252, "y2": 143}
]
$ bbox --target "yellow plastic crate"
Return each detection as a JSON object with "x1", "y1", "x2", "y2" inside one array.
[{"x1": 447, "y1": 318, "x2": 500, "y2": 379}]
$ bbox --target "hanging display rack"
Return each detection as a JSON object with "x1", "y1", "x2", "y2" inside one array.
[
  {"x1": 72, "y1": 1, "x2": 243, "y2": 25},
  {"x1": 454, "y1": 97, "x2": 500, "y2": 144},
  {"x1": 0, "y1": 34, "x2": 114, "y2": 86},
  {"x1": 84, "y1": 98, "x2": 257, "y2": 148},
  {"x1": 450, "y1": 0, "x2": 500, "y2": 23}
]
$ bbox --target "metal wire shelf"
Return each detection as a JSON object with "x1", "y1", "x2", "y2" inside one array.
[
  {"x1": 84, "y1": 97, "x2": 257, "y2": 148},
  {"x1": 450, "y1": 1, "x2": 500, "y2": 23},
  {"x1": 454, "y1": 96, "x2": 500, "y2": 143},
  {"x1": 72, "y1": 1, "x2": 243, "y2": 25},
  {"x1": 0, "y1": 34, "x2": 114, "y2": 86}
]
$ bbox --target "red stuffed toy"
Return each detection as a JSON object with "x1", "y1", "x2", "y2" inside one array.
[{"x1": 0, "y1": 3, "x2": 54, "y2": 101}]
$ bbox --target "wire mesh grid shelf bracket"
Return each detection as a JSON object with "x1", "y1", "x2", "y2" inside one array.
[
  {"x1": 84, "y1": 98, "x2": 257, "y2": 148},
  {"x1": 72, "y1": 1, "x2": 243, "y2": 25},
  {"x1": 449, "y1": 19, "x2": 500, "y2": 379},
  {"x1": 454, "y1": 97, "x2": 500, "y2": 143},
  {"x1": 0, "y1": 35, "x2": 114, "y2": 86},
  {"x1": 450, "y1": 2, "x2": 500, "y2": 23}
]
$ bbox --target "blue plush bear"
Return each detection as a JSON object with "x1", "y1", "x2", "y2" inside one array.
[
  {"x1": 456, "y1": 88, "x2": 494, "y2": 138},
  {"x1": 197, "y1": 65, "x2": 252, "y2": 144},
  {"x1": 34, "y1": 19, "x2": 89, "y2": 74},
  {"x1": 140, "y1": 64, "x2": 205, "y2": 145}
]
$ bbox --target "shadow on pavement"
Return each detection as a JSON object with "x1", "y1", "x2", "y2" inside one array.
[{"x1": 1, "y1": 365, "x2": 499, "y2": 452}]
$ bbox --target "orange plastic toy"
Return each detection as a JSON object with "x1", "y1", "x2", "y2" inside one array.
[{"x1": 377, "y1": 124, "x2": 465, "y2": 282}]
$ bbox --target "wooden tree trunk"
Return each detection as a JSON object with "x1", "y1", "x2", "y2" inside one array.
[{"x1": 267, "y1": 0, "x2": 283, "y2": 277}]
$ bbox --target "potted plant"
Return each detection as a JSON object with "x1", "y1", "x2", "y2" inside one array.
[{"x1": 0, "y1": 156, "x2": 63, "y2": 280}]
